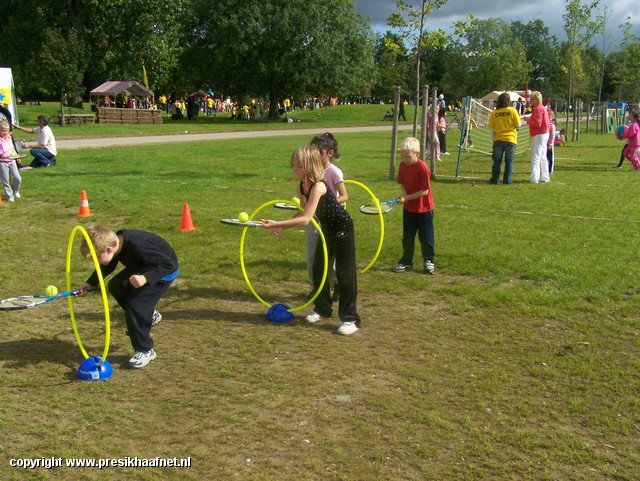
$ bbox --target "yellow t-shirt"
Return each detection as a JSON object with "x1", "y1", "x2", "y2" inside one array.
[{"x1": 488, "y1": 107, "x2": 521, "y2": 144}]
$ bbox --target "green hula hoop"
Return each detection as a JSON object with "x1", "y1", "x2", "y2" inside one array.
[
  {"x1": 344, "y1": 179, "x2": 385, "y2": 274},
  {"x1": 66, "y1": 225, "x2": 111, "y2": 366},
  {"x1": 239, "y1": 199, "x2": 328, "y2": 313}
]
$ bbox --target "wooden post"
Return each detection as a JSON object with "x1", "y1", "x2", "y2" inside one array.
[
  {"x1": 389, "y1": 86, "x2": 401, "y2": 180},
  {"x1": 420, "y1": 85, "x2": 429, "y2": 164}
]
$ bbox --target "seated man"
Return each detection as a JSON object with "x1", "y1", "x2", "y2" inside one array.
[{"x1": 13, "y1": 115, "x2": 57, "y2": 168}]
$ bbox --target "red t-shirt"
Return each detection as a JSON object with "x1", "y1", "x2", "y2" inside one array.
[{"x1": 397, "y1": 159, "x2": 434, "y2": 213}]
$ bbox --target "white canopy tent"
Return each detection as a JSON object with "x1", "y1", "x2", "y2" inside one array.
[
  {"x1": 482, "y1": 91, "x2": 523, "y2": 102},
  {"x1": 90, "y1": 80, "x2": 154, "y2": 104},
  {"x1": 0, "y1": 67, "x2": 18, "y2": 124}
]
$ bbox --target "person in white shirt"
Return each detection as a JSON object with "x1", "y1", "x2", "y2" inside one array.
[{"x1": 13, "y1": 115, "x2": 57, "y2": 168}]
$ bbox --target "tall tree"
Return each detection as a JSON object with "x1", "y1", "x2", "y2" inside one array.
[
  {"x1": 510, "y1": 20, "x2": 561, "y2": 97},
  {"x1": 373, "y1": 32, "x2": 410, "y2": 102},
  {"x1": 447, "y1": 15, "x2": 529, "y2": 97},
  {"x1": 561, "y1": 0, "x2": 600, "y2": 136},
  {"x1": 182, "y1": 0, "x2": 376, "y2": 118},
  {"x1": 387, "y1": 0, "x2": 448, "y2": 136}
]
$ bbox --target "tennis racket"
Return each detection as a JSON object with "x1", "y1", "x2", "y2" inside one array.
[
  {"x1": 0, "y1": 285, "x2": 100, "y2": 311},
  {"x1": 273, "y1": 202, "x2": 301, "y2": 211},
  {"x1": 359, "y1": 198, "x2": 401, "y2": 215},
  {"x1": 220, "y1": 218, "x2": 266, "y2": 228}
]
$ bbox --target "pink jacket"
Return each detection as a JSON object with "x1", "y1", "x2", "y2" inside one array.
[{"x1": 527, "y1": 104, "x2": 550, "y2": 137}]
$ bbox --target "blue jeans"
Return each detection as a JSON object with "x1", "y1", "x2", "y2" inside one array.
[
  {"x1": 399, "y1": 210, "x2": 435, "y2": 266},
  {"x1": 30, "y1": 148, "x2": 56, "y2": 167},
  {"x1": 490, "y1": 141, "x2": 516, "y2": 184}
]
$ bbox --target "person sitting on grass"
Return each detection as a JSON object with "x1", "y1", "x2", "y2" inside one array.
[
  {"x1": 13, "y1": 115, "x2": 57, "y2": 168},
  {"x1": 77, "y1": 224, "x2": 179, "y2": 369}
]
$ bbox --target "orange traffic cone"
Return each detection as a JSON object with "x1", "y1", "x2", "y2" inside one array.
[
  {"x1": 76, "y1": 190, "x2": 92, "y2": 217},
  {"x1": 180, "y1": 203, "x2": 195, "y2": 232}
]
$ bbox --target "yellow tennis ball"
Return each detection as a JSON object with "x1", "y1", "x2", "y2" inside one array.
[
  {"x1": 238, "y1": 212, "x2": 249, "y2": 223},
  {"x1": 291, "y1": 196, "x2": 301, "y2": 206},
  {"x1": 45, "y1": 285, "x2": 58, "y2": 297}
]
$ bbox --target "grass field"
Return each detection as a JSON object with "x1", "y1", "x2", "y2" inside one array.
[{"x1": 1, "y1": 105, "x2": 639, "y2": 480}]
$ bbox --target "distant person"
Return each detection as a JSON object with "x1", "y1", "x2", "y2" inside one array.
[
  {"x1": 554, "y1": 129, "x2": 566, "y2": 147},
  {"x1": 437, "y1": 94, "x2": 446, "y2": 112},
  {"x1": 392, "y1": 137, "x2": 436, "y2": 275},
  {"x1": 398, "y1": 100, "x2": 406, "y2": 121},
  {"x1": 0, "y1": 119, "x2": 21, "y2": 202},
  {"x1": 622, "y1": 110, "x2": 640, "y2": 171},
  {"x1": 524, "y1": 91, "x2": 550, "y2": 183},
  {"x1": 13, "y1": 115, "x2": 57, "y2": 168},
  {"x1": 437, "y1": 108, "x2": 448, "y2": 155},
  {"x1": 547, "y1": 112, "x2": 556, "y2": 174},
  {"x1": 488, "y1": 92, "x2": 521, "y2": 185},
  {"x1": 77, "y1": 224, "x2": 179, "y2": 368}
]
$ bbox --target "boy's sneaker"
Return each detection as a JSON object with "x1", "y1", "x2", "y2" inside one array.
[
  {"x1": 128, "y1": 349, "x2": 157, "y2": 369},
  {"x1": 424, "y1": 260, "x2": 435, "y2": 274},
  {"x1": 151, "y1": 309, "x2": 162, "y2": 326},
  {"x1": 305, "y1": 311, "x2": 330, "y2": 323},
  {"x1": 337, "y1": 322, "x2": 358, "y2": 336},
  {"x1": 14, "y1": 192, "x2": 20, "y2": 199},
  {"x1": 392, "y1": 263, "x2": 413, "y2": 273}
]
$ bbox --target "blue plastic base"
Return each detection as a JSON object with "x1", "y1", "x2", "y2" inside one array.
[
  {"x1": 266, "y1": 303, "x2": 294, "y2": 323},
  {"x1": 77, "y1": 356, "x2": 113, "y2": 381}
]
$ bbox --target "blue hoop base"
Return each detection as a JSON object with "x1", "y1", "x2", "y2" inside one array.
[
  {"x1": 77, "y1": 356, "x2": 113, "y2": 381},
  {"x1": 266, "y1": 303, "x2": 294, "y2": 323}
]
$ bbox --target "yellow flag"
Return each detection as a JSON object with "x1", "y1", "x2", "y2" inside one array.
[{"x1": 142, "y1": 64, "x2": 149, "y2": 89}]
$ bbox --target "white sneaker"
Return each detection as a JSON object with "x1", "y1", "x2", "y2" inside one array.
[
  {"x1": 14, "y1": 192, "x2": 20, "y2": 199},
  {"x1": 151, "y1": 309, "x2": 162, "y2": 326},
  {"x1": 337, "y1": 322, "x2": 358, "y2": 335},
  {"x1": 128, "y1": 349, "x2": 157, "y2": 368},
  {"x1": 305, "y1": 311, "x2": 330, "y2": 323},
  {"x1": 8, "y1": 197, "x2": 14, "y2": 202}
]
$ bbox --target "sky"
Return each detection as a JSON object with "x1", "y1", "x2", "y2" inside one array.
[{"x1": 354, "y1": 0, "x2": 639, "y2": 49}]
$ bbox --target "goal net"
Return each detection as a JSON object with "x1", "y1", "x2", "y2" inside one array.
[{"x1": 454, "y1": 96, "x2": 531, "y2": 178}]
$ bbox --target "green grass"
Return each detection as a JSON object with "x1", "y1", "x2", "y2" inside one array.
[{"x1": 1, "y1": 114, "x2": 639, "y2": 480}]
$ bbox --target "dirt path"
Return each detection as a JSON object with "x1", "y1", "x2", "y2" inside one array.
[{"x1": 57, "y1": 125, "x2": 414, "y2": 150}]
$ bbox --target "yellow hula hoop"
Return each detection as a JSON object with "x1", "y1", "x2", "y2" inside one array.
[
  {"x1": 66, "y1": 226, "x2": 111, "y2": 366},
  {"x1": 344, "y1": 179, "x2": 385, "y2": 274},
  {"x1": 239, "y1": 199, "x2": 328, "y2": 313}
]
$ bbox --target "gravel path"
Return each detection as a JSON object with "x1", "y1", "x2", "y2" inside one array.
[{"x1": 57, "y1": 125, "x2": 414, "y2": 150}]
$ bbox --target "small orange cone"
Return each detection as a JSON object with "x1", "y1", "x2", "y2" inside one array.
[
  {"x1": 76, "y1": 190, "x2": 92, "y2": 217},
  {"x1": 180, "y1": 203, "x2": 196, "y2": 232}
]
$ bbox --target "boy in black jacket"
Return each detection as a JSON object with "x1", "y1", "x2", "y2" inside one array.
[{"x1": 79, "y1": 224, "x2": 179, "y2": 368}]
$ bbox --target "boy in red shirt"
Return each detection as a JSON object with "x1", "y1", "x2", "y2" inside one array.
[{"x1": 393, "y1": 137, "x2": 436, "y2": 274}]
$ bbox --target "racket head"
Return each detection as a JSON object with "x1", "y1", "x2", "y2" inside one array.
[
  {"x1": 220, "y1": 218, "x2": 265, "y2": 228},
  {"x1": 359, "y1": 203, "x2": 393, "y2": 215},
  {"x1": 273, "y1": 202, "x2": 300, "y2": 211},
  {"x1": 0, "y1": 295, "x2": 48, "y2": 310}
]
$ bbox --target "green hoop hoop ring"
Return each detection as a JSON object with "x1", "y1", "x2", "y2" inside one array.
[
  {"x1": 239, "y1": 199, "x2": 328, "y2": 313},
  {"x1": 344, "y1": 179, "x2": 385, "y2": 274},
  {"x1": 65, "y1": 225, "x2": 111, "y2": 366}
]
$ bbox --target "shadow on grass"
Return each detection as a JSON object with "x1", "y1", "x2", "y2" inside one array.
[{"x1": 0, "y1": 338, "x2": 80, "y2": 373}]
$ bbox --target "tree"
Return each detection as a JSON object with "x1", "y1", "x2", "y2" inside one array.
[
  {"x1": 561, "y1": 0, "x2": 600, "y2": 136},
  {"x1": 1, "y1": 0, "x2": 190, "y2": 98},
  {"x1": 612, "y1": 20, "x2": 640, "y2": 102},
  {"x1": 510, "y1": 20, "x2": 561, "y2": 97},
  {"x1": 446, "y1": 15, "x2": 529, "y2": 96},
  {"x1": 182, "y1": 0, "x2": 376, "y2": 118},
  {"x1": 387, "y1": 0, "x2": 448, "y2": 136},
  {"x1": 373, "y1": 32, "x2": 410, "y2": 102}
]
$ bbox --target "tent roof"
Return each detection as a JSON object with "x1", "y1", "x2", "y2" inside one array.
[
  {"x1": 90, "y1": 80, "x2": 153, "y2": 97},
  {"x1": 482, "y1": 91, "x2": 522, "y2": 102}
]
